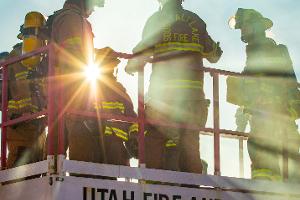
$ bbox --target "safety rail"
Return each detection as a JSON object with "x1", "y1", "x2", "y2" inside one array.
[
  {"x1": 0, "y1": 45, "x2": 53, "y2": 169},
  {"x1": 0, "y1": 44, "x2": 294, "y2": 182}
]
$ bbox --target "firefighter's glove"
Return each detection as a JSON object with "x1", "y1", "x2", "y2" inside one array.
[
  {"x1": 125, "y1": 58, "x2": 146, "y2": 75},
  {"x1": 207, "y1": 42, "x2": 223, "y2": 63},
  {"x1": 216, "y1": 43, "x2": 223, "y2": 59}
]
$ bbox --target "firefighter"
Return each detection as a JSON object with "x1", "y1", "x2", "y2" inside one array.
[
  {"x1": 91, "y1": 47, "x2": 137, "y2": 166},
  {"x1": 0, "y1": 52, "x2": 8, "y2": 61},
  {"x1": 125, "y1": 0, "x2": 222, "y2": 173},
  {"x1": 229, "y1": 8, "x2": 300, "y2": 181},
  {"x1": 6, "y1": 35, "x2": 47, "y2": 168},
  {"x1": 50, "y1": 0, "x2": 105, "y2": 162}
]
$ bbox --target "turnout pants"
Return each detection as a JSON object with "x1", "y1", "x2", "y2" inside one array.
[
  {"x1": 145, "y1": 99, "x2": 209, "y2": 173},
  {"x1": 7, "y1": 119, "x2": 46, "y2": 168},
  {"x1": 248, "y1": 111, "x2": 300, "y2": 181},
  {"x1": 103, "y1": 135, "x2": 129, "y2": 166},
  {"x1": 65, "y1": 118, "x2": 102, "y2": 163}
]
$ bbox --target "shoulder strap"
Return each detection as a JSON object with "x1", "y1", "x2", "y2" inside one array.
[{"x1": 43, "y1": 8, "x2": 83, "y2": 41}]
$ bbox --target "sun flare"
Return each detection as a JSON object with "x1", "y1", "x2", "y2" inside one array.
[{"x1": 85, "y1": 63, "x2": 101, "y2": 82}]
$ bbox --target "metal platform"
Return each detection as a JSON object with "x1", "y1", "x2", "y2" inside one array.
[{"x1": 1, "y1": 159, "x2": 300, "y2": 200}]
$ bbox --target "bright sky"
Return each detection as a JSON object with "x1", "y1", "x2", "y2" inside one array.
[{"x1": 0, "y1": 0, "x2": 299, "y2": 178}]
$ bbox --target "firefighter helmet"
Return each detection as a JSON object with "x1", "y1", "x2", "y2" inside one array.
[
  {"x1": 0, "y1": 52, "x2": 9, "y2": 61},
  {"x1": 0, "y1": 51, "x2": 9, "y2": 68},
  {"x1": 229, "y1": 8, "x2": 273, "y2": 30},
  {"x1": 95, "y1": 47, "x2": 120, "y2": 67},
  {"x1": 229, "y1": 8, "x2": 273, "y2": 43}
]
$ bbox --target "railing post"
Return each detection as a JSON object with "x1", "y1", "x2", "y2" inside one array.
[
  {"x1": 239, "y1": 138, "x2": 244, "y2": 178},
  {"x1": 1, "y1": 64, "x2": 8, "y2": 169},
  {"x1": 138, "y1": 66, "x2": 145, "y2": 167},
  {"x1": 47, "y1": 44, "x2": 56, "y2": 173},
  {"x1": 212, "y1": 72, "x2": 221, "y2": 175},
  {"x1": 57, "y1": 50, "x2": 66, "y2": 174},
  {"x1": 57, "y1": 58, "x2": 65, "y2": 155}
]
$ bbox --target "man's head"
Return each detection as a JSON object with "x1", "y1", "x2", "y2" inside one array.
[
  {"x1": 95, "y1": 47, "x2": 120, "y2": 75},
  {"x1": 229, "y1": 8, "x2": 273, "y2": 43},
  {"x1": 66, "y1": 0, "x2": 105, "y2": 17},
  {"x1": 157, "y1": 0, "x2": 183, "y2": 8},
  {"x1": 0, "y1": 52, "x2": 9, "y2": 63}
]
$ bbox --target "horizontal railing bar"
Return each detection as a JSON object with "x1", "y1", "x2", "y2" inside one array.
[
  {"x1": 0, "y1": 45, "x2": 50, "y2": 68},
  {"x1": 203, "y1": 66, "x2": 242, "y2": 76},
  {"x1": 0, "y1": 160, "x2": 48, "y2": 183},
  {"x1": 0, "y1": 110, "x2": 47, "y2": 127},
  {"x1": 67, "y1": 110, "x2": 249, "y2": 139},
  {"x1": 67, "y1": 109, "x2": 137, "y2": 123}
]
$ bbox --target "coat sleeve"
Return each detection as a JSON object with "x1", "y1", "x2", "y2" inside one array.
[
  {"x1": 196, "y1": 16, "x2": 222, "y2": 63},
  {"x1": 53, "y1": 12, "x2": 90, "y2": 72}
]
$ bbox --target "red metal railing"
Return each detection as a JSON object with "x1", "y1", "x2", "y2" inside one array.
[
  {"x1": 0, "y1": 45, "x2": 292, "y2": 180},
  {"x1": 0, "y1": 45, "x2": 52, "y2": 168}
]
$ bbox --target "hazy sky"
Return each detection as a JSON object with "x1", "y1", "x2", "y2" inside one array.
[{"x1": 0, "y1": 0, "x2": 299, "y2": 177}]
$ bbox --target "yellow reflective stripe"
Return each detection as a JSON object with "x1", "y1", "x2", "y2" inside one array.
[
  {"x1": 252, "y1": 174, "x2": 273, "y2": 180},
  {"x1": 164, "y1": 80, "x2": 202, "y2": 89},
  {"x1": 111, "y1": 127, "x2": 128, "y2": 141},
  {"x1": 154, "y1": 42, "x2": 204, "y2": 54},
  {"x1": 18, "y1": 98, "x2": 31, "y2": 104},
  {"x1": 165, "y1": 140, "x2": 177, "y2": 147},
  {"x1": 8, "y1": 98, "x2": 38, "y2": 112},
  {"x1": 102, "y1": 105, "x2": 125, "y2": 113},
  {"x1": 8, "y1": 100, "x2": 18, "y2": 109},
  {"x1": 129, "y1": 123, "x2": 138, "y2": 134},
  {"x1": 8, "y1": 100, "x2": 17, "y2": 104},
  {"x1": 102, "y1": 101, "x2": 125, "y2": 114},
  {"x1": 15, "y1": 71, "x2": 28, "y2": 80},
  {"x1": 115, "y1": 134, "x2": 128, "y2": 141},
  {"x1": 94, "y1": 102, "x2": 125, "y2": 113},
  {"x1": 63, "y1": 37, "x2": 82, "y2": 46},
  {"x1": 102, "y1": 102, "x2": 124, "y2": 106},
  {"x1": 252, "y1": 168, "x2": 273, "y2": 179},
  {"x1": 128, "y1": 123, "x2": 148, "y2": 135},
  {"x1": 156, "y1": 42, "x2": 203, "y2": 48},
  {"x1": 252, "y1": 169, "x2": 282, "y2": 181},
  {"x1": 104, "y1": 126, "x2": 113, "y2": 135},
  {"x1": 165, "y1": 85, "x2": 202, "y2": 89}
]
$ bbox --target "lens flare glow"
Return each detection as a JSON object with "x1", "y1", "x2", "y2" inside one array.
[
  {"x1": 228, "y1": 16, "x2": 236, "y2": 29},
  {"x1": 85, "y1": 63, "x2": 101, "y2": 82}
]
